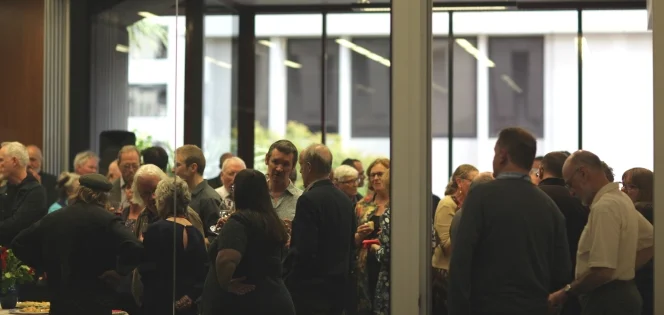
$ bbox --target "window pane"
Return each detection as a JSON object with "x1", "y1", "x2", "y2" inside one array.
[
  {"x1": 254, "y1": 14, "x2": 323, "y2": 188},
  {"x1": 430, "y1": 12, "x2": 451, "y2": 196},
  {"x1": 127, "y1": 16, "x2": 185, "y2": 158},
  {"x1": 327, "y1": 13, "x2": 392, "y2": 197},
  {"x1": 203, "y1": 14, "x2": 238, "y2": 179},
  {"x1": 452, "y1": 11, "x2": 578, "y2": 174},
  {"x1": 581, "y1": 9, "x2": 652, "y2": 176}
]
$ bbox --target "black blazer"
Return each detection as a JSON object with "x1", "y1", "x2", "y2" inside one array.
[
  {"x1": 285, "y1": 179, "x2": 356, "y2": 295},
  {"x1": 0, "y1": 172, "x2": 47, "y2": 246},
  {"x1": 538, "y1": 178, "x2": 589, "y2": 270},
  {"x1": 207, "y1": 176, "x2": 222, "y2": 190},
  {"x1": 40, "y1": 171, "x2": 58, "y2": 206}
]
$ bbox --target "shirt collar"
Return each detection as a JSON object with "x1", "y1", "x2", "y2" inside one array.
[
  {"x1": 591, "y1": 182, "x2": 620, "y2": 207},
  {"x1": 285, "y1": 181, "x2": 300, "y2": 195},
  {"x1": 192, "y1": 180, "x2": 208, "y2": 196},
  {"x1": 495, "y1": 172, "x2": 531, "y2": 181},
  {"x1": 304, "y1": 178, "x2": 328, "y2": 192},
  {"x1": 217, "y1": 185, "x2": 230, "y2": 199},
  {"x1": 538, "y1": 177, "x2": 566, "y2": 187}
]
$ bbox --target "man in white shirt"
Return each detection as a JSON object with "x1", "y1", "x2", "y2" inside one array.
[
  {"x1": 549, "y1": 150, "x2": 654, "y2": 315},
  {"x1": 214, "y1": 157, "x2": 246, "y2": 211}
]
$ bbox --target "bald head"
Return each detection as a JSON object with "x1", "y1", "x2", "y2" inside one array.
[
  {"x1": 566, "y1": 150, "x2": 603, "y2": 172},
  {"x1": 302, "y1": 144, "x2": 333, "y2": 174}
]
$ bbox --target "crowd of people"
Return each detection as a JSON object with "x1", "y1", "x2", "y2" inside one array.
[{"x1": 0, "y1": 125, "x2": 655, "y2": 315}]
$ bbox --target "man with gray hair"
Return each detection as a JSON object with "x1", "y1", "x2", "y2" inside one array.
[
  {"x1": 286, "y1": 144, "x2": 356, "y2": 315},
  {"x1": 73, "y1": 150, "x2": 99, "y2": 175},
  {"x1": 333, "y1": 164, "x2": 360, "y2": 203},
  {"x1": 110, "y1": 145, "x2": 141, "y2": 212},
  {"x1": 214, "y1": 156, "x2": 246, "y2": 211},
  {"x1": 26, "y1": 145, "x2": 58, "y2": 205},
  {"x1": 0, "y1": 141, "x2": 47, "y2": 245}
]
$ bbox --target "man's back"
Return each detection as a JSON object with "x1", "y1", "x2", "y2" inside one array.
[
  {"x1": 448, "y1": 177, "x2": 571, "y2": 315},
  {"x1": 287, "y1": 179, "x2": 356, "y2": 291}
]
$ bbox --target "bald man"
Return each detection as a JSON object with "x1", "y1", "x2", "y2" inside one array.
[
  {"x1": 285, "y1": 144, "x2": 356, "y2": 315},
  {"x1": 27, "y1": 145, "x2": 58, "y2": 206}
]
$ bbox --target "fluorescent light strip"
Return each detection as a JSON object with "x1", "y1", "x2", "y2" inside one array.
[
  {"x1": 115, "y1": 44, "x2": 129, "y2": 53},
  {"x1": 356, "y1": 6, "x2": 507, "y2": 12},
  {"x1": 455, "y1": 38, "x2": 495, "y2": 67},
  {"x1": 500, "y1": 75, "x2": 523, "y2": 93},
  {"x1": 257, "y1": 40, "x2": 304, "y2": 69},
  {"x1": 205, "y1": 56, "x2": 232, "y2": 69},
  {"x1": 138, "y1": 11, "x2": 159, "y2": 19},
  {"x1": 336, "y1": 38, "x2": 391, "y2": 67}
]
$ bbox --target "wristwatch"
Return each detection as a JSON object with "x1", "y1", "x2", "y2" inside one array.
[{"x1": 563, "y1": 284, "x2": 573, "y2": 295}]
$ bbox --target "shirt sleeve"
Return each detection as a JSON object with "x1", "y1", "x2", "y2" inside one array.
[
  {"x1": 433, "y1": 198, "x2": 456, "y2": 252},
  {"x1": 447, "y1": 187, "x2": 483, "y2": 315},
  {"x1": 218, "y1": 217, "x2": 248, "y2": 256},
  {"x1": 587, "y1": 204, "x2": 621, "y2": 269},
  {"x1": 636, "y1": 211, "x2": 654, "y2": 250}
]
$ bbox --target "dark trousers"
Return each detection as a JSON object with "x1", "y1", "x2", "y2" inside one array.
[
  {"x1": 292, "y1": 291, "x2": 344, "y2": 315},
  {"x1": 579, "y1": 280, "x2": 641, "y2": 315}
]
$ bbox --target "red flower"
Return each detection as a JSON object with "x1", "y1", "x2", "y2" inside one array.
[{"x1": 28, "y1": 267, "x2": 35, "y2": 275}]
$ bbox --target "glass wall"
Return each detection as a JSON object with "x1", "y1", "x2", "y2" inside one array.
[
  {"x1": 203, "y1": 14, "x2": 239, "y2": 178},
  {"x1": 448, "y1": 10, "x2": 579, "y2": 192},
  {"x1": 126, "y1": 14, "x2": 185, "y2": 169},
  {"x1": 581, "y1": 9, "x2": 653, "y2": 178}
]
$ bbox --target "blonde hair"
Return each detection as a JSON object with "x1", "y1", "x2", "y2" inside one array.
[
  {"x1": 382, "y1": 169, "x2": 390, "y2": 193},
  {"x1": 56, "y1": 172, "x2": 80, "y2": 200},
  {"x1": 445, "y1": 164, "x2": 478, "y2": 196},
  {"x1": 366, "y1": 158, "x2": 390, "y2": 191}
]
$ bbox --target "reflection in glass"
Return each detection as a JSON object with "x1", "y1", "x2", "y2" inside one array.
[{"x1": 581, "y1": 10, "x2": 653, "y2": 176}]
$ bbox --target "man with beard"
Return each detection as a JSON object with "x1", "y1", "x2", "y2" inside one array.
[{"x1": 265, "y1": 140, "x2": 302, "y2": 221}]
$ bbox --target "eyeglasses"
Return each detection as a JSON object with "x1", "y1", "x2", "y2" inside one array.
[
  {"x1": 369, "y1": 172, "x2": 384, "y2": 179},
  {"x1": 121, "y1": 163, "x2": 140, "y2": 171},
  {"x1": 339, "y1": 178, "x2": 360, "y2": 185},
  {"x1": 565, "y1": 167, "x2": 581, "y2": 190},
  {"x1": 619, "y1": 182, "x2": 638, "y2": 191}
]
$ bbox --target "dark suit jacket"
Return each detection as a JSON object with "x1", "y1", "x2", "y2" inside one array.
[
  {"x1": 538, "y1": 177, "x2": 589, "y2": 268},
  {"x1": 0, "y1": 172, "x2": 47, "y2": 246},
  {"x1": 207, "y1": 176, "x2": 222, "y2": 190},
  {"x1": 11, "y1": 202, "x2": 143, "y2": 315},
  {"x1": 40, "y1": 171, "x2": 58, "y2": 206},
  {"x1": 285, "y1": 179, "x2": 356, "y2": 302}
]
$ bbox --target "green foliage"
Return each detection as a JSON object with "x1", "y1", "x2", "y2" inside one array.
[
  {"x1": 0, "y1": 247, "x2": 35, "y2": 294},
  {"x1": 251, "y1": 121, "x2": 386, "y2": 194},
  {"x1": 127, "y1": 19, "x2": 168, "y2": 51},
  {"x1": 133, "y1": 130, "x2": 174, "y2": 174}
]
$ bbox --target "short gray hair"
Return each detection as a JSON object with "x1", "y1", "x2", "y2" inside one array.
[
  {"x1": 470, "y1": 172, "x2": 494, "y2": 190},
  {"x1": 131, "y1": 164, "x2": 168, "y2": 205},
  {"x1": 333, "y1": 165, "x2": 358, "y2": 181},
  {"x1": 155, "y1": 176, "x2": 191, "y2": 218},
  {"x1": 74, "y1": 150, "x2": 99, "y2": 169},
  {"x1": 1, "y1": 142, "x2": 29, "y2": 167},
  {"x1": 221, "y1": 156, "x2": 246, "y2": 172}
]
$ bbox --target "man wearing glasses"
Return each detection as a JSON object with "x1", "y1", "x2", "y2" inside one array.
[
  {"x1": 333, "y1": 165, "x2": 361, "y2": 204},
  {"x1": 109, "y1": 145, "x2": 141, "y2": 214}
]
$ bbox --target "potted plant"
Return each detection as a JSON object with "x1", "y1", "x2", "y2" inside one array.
[{"x1": 0, "y1": 246, "x2": 35, "y2": 309}]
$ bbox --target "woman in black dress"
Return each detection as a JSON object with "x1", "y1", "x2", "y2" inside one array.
[
  {"x1": 140, "y1": 177, "x2": 208, "y2": 315},
  {"x1": 202, "y1": 169, "x2": 295, "y2": 315}
]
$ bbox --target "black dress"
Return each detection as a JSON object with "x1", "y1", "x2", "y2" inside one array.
[
  {"x1": 140, "y1": 220, "x2": 207, "y2": 315},
  {"x1": 202, "y1": 214, "x2": 295, "y2": 315}
]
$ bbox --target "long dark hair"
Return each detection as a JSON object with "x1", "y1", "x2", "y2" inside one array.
[{"x1": 233, "y1": 169, "x2": 288, "y2": 244}]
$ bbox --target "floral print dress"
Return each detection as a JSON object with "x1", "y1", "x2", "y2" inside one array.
[
  {"x1": 355, "y1": 195, "x2": 386, "y2": 314},
  {"x1": 373, "y1": 207, "x2": 391, "y2": 315}
]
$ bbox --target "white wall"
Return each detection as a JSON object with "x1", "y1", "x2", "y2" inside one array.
[{"x1": 127, "y1": 11, "x2": 653, "y2": 194}]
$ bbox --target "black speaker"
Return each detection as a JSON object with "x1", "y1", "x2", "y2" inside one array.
[{"x1": 99, "y1": 130, "x2": 136, "y2": 175}]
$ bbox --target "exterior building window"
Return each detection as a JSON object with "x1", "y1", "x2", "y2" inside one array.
[
  {"x1": 488, "y1": 36, "x2": 545, "y2": 138},
  {"x1": 128, "y1": 84, "x2": 167, "y2": 117}
]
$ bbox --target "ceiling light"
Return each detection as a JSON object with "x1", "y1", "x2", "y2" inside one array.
[
  {"x1": 501, "y1": 75, "x2": 523, "y2": 93},
  {"x1": 455, "y1": 38, "x2": 495, "y2": 67},
  {"x1": 258, "y1": 40, "x2": 276, "y2": 48},
  {"x1": 205, "y1": 56, "x2": 232, "y2": 69},
  {"x1": 115, "y1": 44, "x2": 129, "y2": 53},
  {"x1": 355, "y1": 6, "x2": 507, "y2": 12},
  {"x1": 336, "y1": 38, "x2": 391, "y2": 67},
  {"x1": 138, "y1": 11, "x2": 159, "y2": 19},
  {"x1": 284, "y1": 60, "x2": 302, "y2": 69}
]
